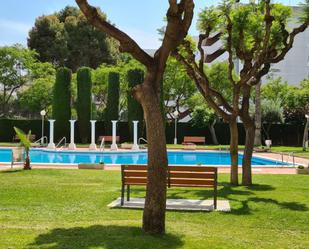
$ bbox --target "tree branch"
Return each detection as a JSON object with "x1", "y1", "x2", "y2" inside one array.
[{"x1": 75, "y1": 0, "x2": 154, "y2": 68}]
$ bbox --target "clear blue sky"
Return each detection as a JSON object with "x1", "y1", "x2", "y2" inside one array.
[{"x1": 0, "y1": 0, "x2": 302, "y2": 49}]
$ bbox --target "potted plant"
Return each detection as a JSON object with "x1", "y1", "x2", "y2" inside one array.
[
  {"x1": 296, "y1": 165, "x2": 309, "y2": 175},
  {"x1": 14, "y1": 127, "x2": 32, "y2": 170}
]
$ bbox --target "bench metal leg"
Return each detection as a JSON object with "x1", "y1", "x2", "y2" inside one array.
[
  {"x1": 214, "y1": 187, "x2": 217, "y2": 210},
  {"x1": 121, "y1": 183, "x2": 125, "y2": 206},
  {"x1": 127, "y1": 185, "x2": 130, "y2": 201},
  {"x1": 214, "y1": 169, "x2": 218, "y2": 210}
]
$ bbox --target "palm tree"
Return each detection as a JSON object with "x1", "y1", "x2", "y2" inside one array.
[{"x1": 14, "y1": 127, "x2": 31, "y2": 170}]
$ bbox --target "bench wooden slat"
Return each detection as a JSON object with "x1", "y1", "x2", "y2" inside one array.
[
  {"x1": 124, "y1": 177, "x2": 148, "y2": 185},
  {"x1": 183, "y1": 136, "x2": 205, "y2": 144},
  {"x1": 124, "y1": 171, "x2": 148, "y2": 177},
  {"x1": 169, "y1": 172, "x2": 215, "y2": 179},
  {"x1": 170, "y1": 184, "x2": 215, "y2": 188},
  {"x1": 169, "y1": 166, "x2": 217, "y2": 172},
  {"x1": 98, "y1": 136, "x2": 120, "y2": 143},
  {"x1": 124, "y1": 178, "x2": 215, "y2": 187},
  {"x1": 169, "y1": 179, "x2": 215, "y2": 186},
  {"x1": 123, "y1": 165, "x2": 147, "y2": 171}
]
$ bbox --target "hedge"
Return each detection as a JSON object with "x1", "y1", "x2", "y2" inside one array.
[
  {"x1": 52, "y1": 67, "x2": 72, "y2": 140},
  {"x1": 0, "y1": 119, "x2": 305, "y2": 146},
  {"x1": 77, "y1": 67, "x2": 92, "y2": 143},
  {"x1": 105, "y1": 71, "x2": 120, "y2": 135},
  {"x1": 127, "y1": 68, "x2": 144, "y2": 139}
]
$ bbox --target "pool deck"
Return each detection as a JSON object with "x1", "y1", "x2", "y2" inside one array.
[{"x1": 1, "y1": 148, "x2": 308, "y2": 174}]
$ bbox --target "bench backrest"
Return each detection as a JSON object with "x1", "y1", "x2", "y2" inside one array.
[
  {"x1": 183, "y1": 136, "x2": 205, "y2": 144},
  {"x1": 98, "y1": 136, "x2": 120, "y2": 143},
  {"x1": 121, "y1": 165, "x2": 217, "y2": 188}
]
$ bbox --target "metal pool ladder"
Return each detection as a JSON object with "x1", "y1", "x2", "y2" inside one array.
[
  {"x1": 56, "y1": 137, "x2": 67, "y2": 151},
  {"x1": 99, "y1": 137, "x2": 105, "y2": 151}
]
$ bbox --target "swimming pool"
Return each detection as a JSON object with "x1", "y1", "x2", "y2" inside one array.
[{"x1": 0, "y1": 148, "x2": 289, "y2": 166}]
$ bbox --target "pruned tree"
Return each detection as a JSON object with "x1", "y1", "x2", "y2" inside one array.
[
  {"x1": 52, "y1": 67, "x2": 72, "y2": 140},
  {"x1": 76, "y1": 0, "x2": 194, "y2": 234},
  {"x1": 77, "y1": 67, "x2": 92, "y2": 143},
  {"x1": 174, "y1": 0, "x2": 308, "y2": 185},
  {"x1": 105, "y1": 71, "x2": 120, "y2": 135}
]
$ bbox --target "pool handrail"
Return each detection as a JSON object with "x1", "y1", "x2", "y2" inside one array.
[
  {"x1": 56, "y1": 137, "x2": 67, "y2": 150},
  {"x1": 100, "y1": 137, "x2": 105, "y2": 151}
]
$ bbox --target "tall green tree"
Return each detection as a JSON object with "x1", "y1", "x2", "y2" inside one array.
[
  {"x1": 52, "y1": 67, "x2": 72, "y2": 140},
  {"x1": 163, "y1": 58, "x2": 196, "y2": 118},
  {"x1": 127, "y1": 68, "x2": 144, "y2": 138},
  {"x1": 105, "y1": 71, "x2": 120, "y2": 135},
  {"x1": 18, "y1": 62, "x2": 55, "y2": 117},
  {"x1": 0, "y1": 45, "x2": 37, "y2": 117},
  {"x1": 77, "y1": 67, "x2": 92, "y2": 143},
  {"x1": 28, "y1": 6, "x2": 119, "y2": 71}
]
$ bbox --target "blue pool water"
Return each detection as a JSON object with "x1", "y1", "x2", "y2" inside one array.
[{"x1": 0, "y1": 148, "x2": 288, "y2": 166}]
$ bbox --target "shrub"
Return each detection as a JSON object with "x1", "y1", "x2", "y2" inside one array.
[
  {"x1": 77, "y1": 67, "x2": 92, "y2": 143},
  {"x1": 52, "y1": 67, "x2": 72, "y2": 140},
  {"x1": 105, "y1": 71, "x2": 120, "y2": 135},
  {"x1": 127, "y1": 69, "x2": 144, "y2": 138}
]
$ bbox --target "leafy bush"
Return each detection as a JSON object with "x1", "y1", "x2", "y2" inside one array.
[
  {"x1": 77, "y1": 67, "x2": 92, "y2": 143},
  {"x1": 127, "y1": 69, "x2": 144, "y2": 138},
  {"x1": 52, "y1": 67, "x2": 72, "y2": 140},
  {"x1": 105, "y1": 71, "x2": 120, "y2": 134}
]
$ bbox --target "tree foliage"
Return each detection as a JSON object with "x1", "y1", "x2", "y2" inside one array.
[
  {"x1": 77, "y1": 67, "x2": 92, "y2": 143},
  {"x1": 163, "y1": 58, "x2": 196, "y2": 117},
  {"x1": 52, "y1": 67, "x2": 72, "y2": 140},
  {"x1": 28, "y1": 6, "x2": 119, "y2": 71},
  {"x1": 0, "y1": 45, "x2": 37, "y2": 116}
]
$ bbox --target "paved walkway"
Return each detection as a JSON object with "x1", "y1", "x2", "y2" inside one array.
[{"x1": 108, "y1": 197, "x2": 231, "y2": 212}]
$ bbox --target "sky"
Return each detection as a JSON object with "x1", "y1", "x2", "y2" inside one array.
[{"x1": 0, "y1": 0, "x2": 303, "y2": 49}]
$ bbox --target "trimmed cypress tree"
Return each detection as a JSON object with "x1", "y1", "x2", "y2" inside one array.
[
  {"x1": 105, "y1": 71, "x2": 120, "y2": 135},
  {"x1": 127, "y1": 68, "x2": 144, "y2": 139},
  {"x1": 77, "y1": 67, "x2": 92, "y2": 143},
  {"x1": 52, "y1": 67, "x2": 72, "y2": 140}
]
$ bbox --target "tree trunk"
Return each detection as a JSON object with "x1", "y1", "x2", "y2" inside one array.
[
  {"x1": 303, "y1": 117, "x2": 309, "y2": 151},
  {"x1": 209, "y1": 119, "x2": 219, "y2": 145},
  {"x1": 229, "y1": 118, "x2": 238, "y2": 185},
  {"x1": 242, "y1": 120, "x2": 255, "y2": 186},
  {"x1": 254, "y1": 82, "x2": 262, "y2": 146},
  {"x1": 140, "y1": 84, "x2": 168, "y2": 234},
  {"x1": 24, "y1": 155, "x2": 31, "y2": 170}
]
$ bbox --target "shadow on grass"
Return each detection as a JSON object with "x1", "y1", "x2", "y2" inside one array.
[
  {"x1": 120, "y1": 182, "x2": 307, "y2": 215},
  {"x1": 0, "y1": 169, "x2": 23, "y2": 174},
  {"x1": 29, "y1": 225, "x2": 183, "y2": 249}
]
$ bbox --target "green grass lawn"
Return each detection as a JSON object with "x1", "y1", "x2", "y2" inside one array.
[{"x1": 0, "y1": 169, "x2": 308, "y2": 249}]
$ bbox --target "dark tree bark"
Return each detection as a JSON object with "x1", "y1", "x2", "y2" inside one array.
[
  {"x1": 76, "y1": 0, "x2": 194, "y2": 234},
  {"x1": 229, "y1": 118, "x2": 239, "y2": 185},
  {"x1": 242, "y1": 120, "x2": 255, "y2": 185}
]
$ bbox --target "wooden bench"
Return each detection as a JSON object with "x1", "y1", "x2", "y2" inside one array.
[
  {"x1": 121, "y1": 165, "x2": 218, "y2": 209},
  {"x1": 183, "y1": 136, "x2": 206, "y2": 144},
  {"x1": 98, "y1": 136, "x2": 120, "y2": 143},
  {"x1": 13, "y1": 134, "x2": 36, "y2": 143}
]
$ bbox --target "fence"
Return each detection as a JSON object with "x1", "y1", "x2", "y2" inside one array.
[{"x1": 0, "y1": 118, "x2": 304, "y2": 146}]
